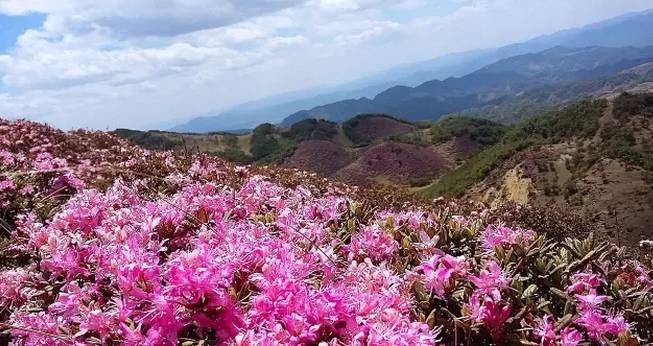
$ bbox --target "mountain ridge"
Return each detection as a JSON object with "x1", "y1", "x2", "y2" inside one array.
[{"x1": 281, "y1": 45, "x2": 653, "y2": 126}]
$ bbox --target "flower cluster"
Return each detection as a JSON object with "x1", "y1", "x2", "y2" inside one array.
[
  {"x1": 0, "y1": 118, "x2": 652, "y2": 345},
  {"x1": 480, "y1": 224, "x2": 535, "y2": 250},
  {"x1": 346, "y1": 225, "x2": 399, "y2": 263},
  {"x1": 415, "y1": 253, "x2": 468, "y2": 298},
  {"x1": 567, "y1": 273, "x2": 630, "y2": 342}
]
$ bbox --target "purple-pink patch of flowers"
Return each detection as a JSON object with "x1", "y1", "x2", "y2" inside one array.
[{"x1": 0, "y1": 118, "x2": 652, "y2": 345}]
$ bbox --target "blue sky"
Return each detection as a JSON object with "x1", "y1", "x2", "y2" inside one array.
[
  {"x1": 0, "y1": 13, "x2": 44, "y2": 52},
  {"x1": 0, "y1": 0, "x2": 652, "y2": 130}
]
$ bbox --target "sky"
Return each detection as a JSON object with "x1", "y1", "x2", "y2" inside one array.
[{"x1": 0, "y1": 0, "x2": 652, "y2": 130}]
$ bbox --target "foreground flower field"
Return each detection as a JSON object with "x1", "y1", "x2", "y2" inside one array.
[{"x1": 0, "y1": 118, "x2": 652, "y2": 345}]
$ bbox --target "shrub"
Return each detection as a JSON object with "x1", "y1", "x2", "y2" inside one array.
[
  {"x1": 222, "y1": 134, "x2": 239, "y2": 149},
  {"x1": 614, "y1": 92, "x2": 653, "y2": 119},
  {"x1": 342, "y1": 113, "x2": 410, "y2": 145},
  {"x1": 250, "y1": 123, "x2": 282, "y2": 161},
  {"x1": 289, "y1": 118, "x2": 338, "y2": 141},
  {"x1": 212, "y1": 148, "x2": 252, "y2": 164},
  {"x1": 430, "y1": 117, "x2": 507, "y2": 145}
]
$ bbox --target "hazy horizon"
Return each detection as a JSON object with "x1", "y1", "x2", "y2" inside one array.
[{"x1": 1, "y1": 0, "x2": 652, "y2": 130}]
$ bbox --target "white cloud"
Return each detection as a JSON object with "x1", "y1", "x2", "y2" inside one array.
[
  {"x1": 0, "y1": 0, "x2": 652, "y2": 129},
  {"x1": 0, "y1": 0, "x2": 308, "y2": 36}
]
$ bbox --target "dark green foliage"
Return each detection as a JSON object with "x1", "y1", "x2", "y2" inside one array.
[
  {"x1": 430, "y1": 117, "x2": 507, "y2": 145},
  {"x1": 562, "y1": 178, "x2": 578, "y2": 198},
  {"x1": 414, "y1": 121, "x2": 433, "y2": 130},
  {"x1": 342, "y1": 116, "x2": 365, "y2": 145},
  {"x1": 212, "y1": 148, "x2": 253, "y2": 164},
  {"x1": 505, "y1": 99, "x2": 606, "y2": 143},
  {"x1": 250, "y1": 123, "x2": 281, "y2": 161},
  {"x1": 596, "y1": 92, "x2": 653, "y2": 171},
  {"x1": 289, "y1": 119, "x2": 338, "y2": 141},
  {"x1": 261, "y1": 138, "x2": 297, "y2": 164},
  {"x1": 250, "y1": 123, "x2": 299, "y2": 163},
  {"x1": 113, "y1": 129, "x2": 181, "y2": 150},
  {"x1": 600, "y1": 124, "x2": 653, "y2": 171},
  {"x1": 343, "y1": 114, "x2": 410, "y2": 145},
  {"x1": 343, "y1": 114, "x2": 407, "y2": 128},
  {"x1": 222, "y1": 134, "x2": 238, "y2": 149},
  {"x1": 613, "y1": 92, "x2": 653, "y2": 119}
]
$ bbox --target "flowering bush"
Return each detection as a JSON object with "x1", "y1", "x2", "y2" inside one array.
[{"x1": 0, "y1": 118, "x2": 652, "y2": 345}]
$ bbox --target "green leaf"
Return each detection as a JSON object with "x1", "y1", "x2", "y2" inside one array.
[{"x1": 521, "y1": 284, "x2": 538, "y2": 300}]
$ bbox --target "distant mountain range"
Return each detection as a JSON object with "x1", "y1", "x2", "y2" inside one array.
[
  {"x1": 169, "y1": 82, "x2": 395, "y2": 133},
  {"x1": 173, "y1": 9, "x2": 653, "y2": 133},
  {"x1": 282, "y1": 45, "x2": 653, "y2": 125}
]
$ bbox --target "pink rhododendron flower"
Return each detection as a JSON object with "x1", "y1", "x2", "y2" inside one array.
[
  {"x1": 346, "y1": 224, "x2": 398, "y2": 262},
  {"x1": 533, "y1": 315, "x2": 556, "y2": 346},
  {"x1": 0, "y1": 118, "x2": 649, "y2": 345},
  {"x1": 416, "y1": 253, "x2": 468, "y2": 298},
  {"x1": 635, "y1": 265, "x2": 653, "y2": 288},
  {"x1": 468, "y1": 261, "x2": 510, "y2": 301},
  {"x1": 560, "y1": 327, "x2": 582, "y2": 346},
  {"x1": 603, "y1": 313, "x2": 630, "y2": 336},
  {"x1": 576, "y1": 293, "x2": 610, "y2": 310},
  {"x1": 480, "y1": 224, "x2": 535, "y2": 250},
  {"x1": 534, "y1": 315, "x2": 583, "y2": 346},
  {"x1": 19, "y1": 184, "x2": 35, "y2": 195},
  {"x1": 0, "y1": 268, "x2": 29, "y2": 308},
  {"x1": 0, "y1": 149, "x2": 15, "y2": 166},
  {"x1": 31, "y1": 152, "x2": 67, "y2": 171},
  {"x1": 0, "y1": 176, "x2": 14, "y2": 192},
  {"x1": 566, "y1": 272, "x2": 602, "y2": 295},
  {"x1": 466, "y1": 293, "x2": 511, "y2": 342},
  {"x1": 575, "y1": 304, "x2": 630, "y2": 341}
]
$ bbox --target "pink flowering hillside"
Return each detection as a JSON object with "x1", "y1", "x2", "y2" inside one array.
[{"x1": 1, "y1": 118, "x2": 652, "y2": 345}]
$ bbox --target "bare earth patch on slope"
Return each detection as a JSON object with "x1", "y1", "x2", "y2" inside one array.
[
  {"x1": 284, "y1": 140, "x2": 353, "y2": 176},
  {"x1": 334, "y1": 142, "x2": 449, "y2": 186},
  {"x1": 469, "y1": 142, "x2": 653, "y2": 246}
]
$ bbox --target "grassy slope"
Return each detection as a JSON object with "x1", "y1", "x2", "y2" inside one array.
[
  {"x1": 421, "y1": 99, "x2": 608, "y2": 198},
  {"x1": 113, "y1": 129, "x2": 254, "y2": 163}
]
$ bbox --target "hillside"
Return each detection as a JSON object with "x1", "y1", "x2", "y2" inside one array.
[
  {"x1": 2, "y1": 116, "x2": 653, "y2": 345},
  {"x1": 7, "y1": 4, "x2": 653, "y2": 346},
  {"x1": 281, "y1": 46, "x2": 653, "y2": 126},
  {"x1": 114, "y1": 128, "x2": 254, "y2": 164},
  {"x1": 423, "y1": 92, "x2": 653, "y2": 246},
  {"x1": 457, "y1": 56, "x2": 653, "y2": 123},
  {"x1": 122, "y1": 91, "x2": 653, "y2": 248},
  {"x1": 118, "y1": 90, "x2": 653, "y2": 248}
]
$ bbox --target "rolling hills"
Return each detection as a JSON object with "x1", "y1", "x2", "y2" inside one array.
[
  {"x1": 117, "y1": 87, "x2": 653, "y2": 248},
  {"x1": 117, "y1": 114, "x2": 495, "y2": 186}
]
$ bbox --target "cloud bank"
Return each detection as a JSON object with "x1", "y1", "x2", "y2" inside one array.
[{"x1": 0, "y1": 0, "x2": 651, "y2": 129}]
